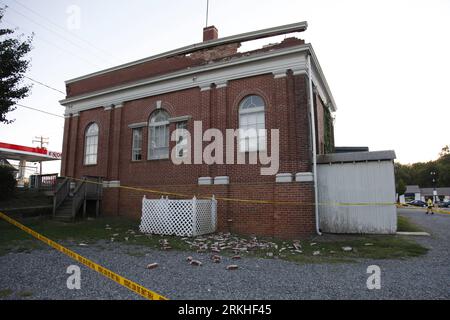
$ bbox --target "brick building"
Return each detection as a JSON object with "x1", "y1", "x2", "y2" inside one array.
[{"x1": 59, "y1": 22, "x2": 337, "y2": 239}]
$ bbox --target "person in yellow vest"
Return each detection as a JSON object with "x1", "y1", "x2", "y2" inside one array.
[{"x1": 426, "y1": 198, "x2": 434, "y2": 215}]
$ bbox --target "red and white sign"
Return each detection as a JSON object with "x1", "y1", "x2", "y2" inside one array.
[{"x1": 0, "y1": 142, "x2": 61, "y2": 161}]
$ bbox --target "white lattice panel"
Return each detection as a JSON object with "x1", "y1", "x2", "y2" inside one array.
[{"x1": 139, "y1": 196, "x2": 217, "y2": 237}]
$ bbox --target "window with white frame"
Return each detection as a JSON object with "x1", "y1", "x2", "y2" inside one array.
[
  {"x1": 238, "y1": 95, "x2": 266, "y2": 152},
  {"x1": 84, "y1": 123, "x2": 99, "y2": 165},
  {"x1": 148, "y1": 109, "x2": 169, "y2": 160},
  {"x1": 131, "y1": 127, "x2": 143, "y2": 161},
  {"x1": 175, "y1": 121, "x2": 188, "y2": 158}
]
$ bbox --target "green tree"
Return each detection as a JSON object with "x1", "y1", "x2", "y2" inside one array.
[
  {"x1": 0, "y1": 6, "x2": 33, "y2": 124},
  {"x1": 395, "y1": 146, "x2": 450, "y2": 190},
  {"x1": 396, "y1": 178, "x2": 406, "y2": 196},
  {"x1": 439, "y1": 145, "x2": 449, "y2": 157}
]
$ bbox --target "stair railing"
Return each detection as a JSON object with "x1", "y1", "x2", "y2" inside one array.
[
  {"x1": 53, "y1": 178, "x2": 70, "y2": 216},
  {"x1": 72, "y1": 178, "x2": 87, "y2": 218}
]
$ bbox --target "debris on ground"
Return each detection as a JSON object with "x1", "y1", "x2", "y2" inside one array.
[
  {"x1": 226, "y1": 265, "x2": 239, "y2": 270},
  {"x1": 342, "y1": 246, "x2": 353, "y2": 252},
  {"x1": 159, "y1": 239, "x2": 172, "y2": 250},
  {"x1": 190, "y1": 260, "x2": 202, "y2": 266},
  {"x1": 146, "y1": 263, "x2": 159, "y2": 269}
]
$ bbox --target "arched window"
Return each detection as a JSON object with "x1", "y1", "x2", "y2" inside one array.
[
  {"x1": 239, "y1": 95, "x2": 266, "y2": 152},
  {"x1": 84, "y1": 123, "x2": 99, "y2": 165},
  {"x1": 148, "y1": 109, "x2": 170, "y2": 159}
]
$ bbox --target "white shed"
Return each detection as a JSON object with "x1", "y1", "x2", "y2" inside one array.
[{"x1": 317, "y1": 150, "x2": 397, "y2": 234}]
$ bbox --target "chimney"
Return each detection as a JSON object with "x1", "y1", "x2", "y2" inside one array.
[{"x1": 203, "y1": 26, "x2": 218, "y2": 42}]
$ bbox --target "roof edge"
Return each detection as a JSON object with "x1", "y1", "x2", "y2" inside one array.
[
  {"x1": 65, "y1": 21, "x2": 308, "y2": 85},
  {"x1": 317, "y1": 150, "x2": 397, "y2": 164}
]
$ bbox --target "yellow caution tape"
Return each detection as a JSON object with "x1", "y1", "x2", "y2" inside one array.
[
  {"x1": 0, "y1": 211, "x2": 168, "y2": 300},
  {"x1": 64, "y1": 176, "x2": 398, "y2": 207}
]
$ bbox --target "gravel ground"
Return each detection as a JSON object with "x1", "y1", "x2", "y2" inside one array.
[{"x1": 0, "y1": 208, "x2": 448, "y2": 300}]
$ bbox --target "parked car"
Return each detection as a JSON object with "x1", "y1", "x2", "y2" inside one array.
[
  {"x1": 437, "y1": 201, "x2": 450, "y2": 208},
  {"x1": 408, "y1": 200, "x2": 427, "y2": 207}
]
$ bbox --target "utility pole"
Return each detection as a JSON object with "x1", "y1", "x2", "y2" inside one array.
[
  {"x1": 430, "y1": 171, "x2": 437, "y2": 204},
  {"x1": 32, "y1": 136, "x2": 49, "y2": 175}
]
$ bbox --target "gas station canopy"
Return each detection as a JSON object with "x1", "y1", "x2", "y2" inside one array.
[{"x1": 0, "y1": 142, "x2": 61, "y2": 162}]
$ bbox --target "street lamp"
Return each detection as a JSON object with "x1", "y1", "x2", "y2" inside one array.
[{"x1": 430, "y1": 171, "x2": 437, "y2": 203}]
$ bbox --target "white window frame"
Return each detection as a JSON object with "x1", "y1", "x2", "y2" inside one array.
[
  {"x1": 84, "y1": 123, "x2": 99, "y2": 165},
  {"x1": 148, "y1": 110, "x2": 170, "y2": 160},
  {"x1": 131, "y1": 127, "x2": 143, "y2": 161},
  {"x1": 238, "y1": 95, "x2": 266, "y2": 152}
]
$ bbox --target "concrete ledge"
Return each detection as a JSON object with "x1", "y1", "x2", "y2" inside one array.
[
  {"x1": 128, "y1": 122, "x2": 147, "y2": 129},
  {"x1": 295, "y1": 172, "x2": 314, "y2": 182},
  {"x1": 275, "y1": 173, "x2": 293, "y2": 183},
  {"x1": 396, "y1": 231, "x2": 430, "y2": 236},
  {"x1": 214, "y1": 176, "x2": 229, "y2": 185},
  {"x1": 103, "y1": 180, "x2": 121, "y2": 188},
  {"x1": 198, "y1": 177, "x2": 213, "y2": 185},
  {"x1": 168, "y1": 115, "x2": 192, "y2": 123}
]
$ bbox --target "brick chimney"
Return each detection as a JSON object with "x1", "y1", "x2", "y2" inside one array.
[{"x1": 203, "y1": 26, "x2": 218, "y2": 42}]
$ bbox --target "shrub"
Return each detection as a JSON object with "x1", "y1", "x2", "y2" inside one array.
[{"x1": 0, "y1": 165, "x2": 17, "y2": 201}]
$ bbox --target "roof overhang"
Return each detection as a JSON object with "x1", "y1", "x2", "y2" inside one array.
[
  {"x1": 317, "y1": 150, "x2": 397, "y2": 164},
  {"x1": 0, "y1": 142, "x2": 61, "y2": 162},
  {"x1": 60, "y1": 44, "x2": 337, "y2": 113}
]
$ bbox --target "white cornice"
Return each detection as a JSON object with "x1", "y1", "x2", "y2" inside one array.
[
  {"x1": 128, "y1": 122, "x2": 147, "y2": 129},
  {"x1": 61, "y1": 44, "x2": 337, "y2": 114},
  {"x1": 169, "y1": 115, "x2": 192, "y2": 123},
  {"x1": 61, "y1": 45, "x2": 310, "y2": 105}
]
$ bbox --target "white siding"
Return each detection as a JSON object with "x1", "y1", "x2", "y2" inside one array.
[{"x1": 317, "y1": 161, "x2": 397, "y2": 234}]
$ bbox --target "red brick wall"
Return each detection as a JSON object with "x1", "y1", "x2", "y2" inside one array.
[
  {"x1": 63, "y1": 72, "x2": 320, "y2": 239},
  {"x1": 102, "y1": 181, "x2": 314, "y2": 240}
]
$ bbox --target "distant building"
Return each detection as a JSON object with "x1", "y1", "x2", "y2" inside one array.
[{"x1": 405, "y1": 185, "x2": 450, "y2": 201}]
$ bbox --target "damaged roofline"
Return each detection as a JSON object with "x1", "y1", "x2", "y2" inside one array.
[
  {"x1": 65, "y1": 21, "x2": 308, "y2": 84},
  {"x1": 60, "y1": 44, "x2": 337, "y2": 112}
]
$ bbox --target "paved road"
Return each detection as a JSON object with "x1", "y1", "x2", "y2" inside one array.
[{"x1": 0, "y1": 209, "x2": 448, "y2": 300}]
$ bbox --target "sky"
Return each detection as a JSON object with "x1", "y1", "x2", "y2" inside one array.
[{"x1": 0, "y1": 0, "x2": 449, "y2": 175}]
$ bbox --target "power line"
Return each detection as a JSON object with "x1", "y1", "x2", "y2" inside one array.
[
  {"x1": 23, "y1": 76, "x2": 65, "y2": 95},
  {"x1": 3, "y1": 17, "x2": 102, "y2": 68},
  {"x1": 12, "y1": 0, "x2": 121, "y2": 63},
  {"x1": 15, "y1": 103, "x2": 65, "y2": 119},
  {"x1": 3, "y1": 4, "x2": 113, "y2": 66},
  {"x1": 14, "y1": 0, "x2": 118, "y2": 64}
]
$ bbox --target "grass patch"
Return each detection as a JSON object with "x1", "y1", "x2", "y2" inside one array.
[
  {"x1": 233, "y1": 233, "x2": 429, "y2": 264},
  {"x1": 0, "y1": 216, "x2": 190, "y2": 256},
  {"x1": 397, "y1": 215, "x2": 424, "y2": 232},
  {"x1": 0, "y1": 190, "x2": 52, "y2": 210},
  {"x1": 0, "y1": 215, "x2": 428, "y2": 263},
  {"x1": 0, "y1": 289, "x2": 13, "y2": 298},
  {"x1": 18, "y1": 291, "x2": 33, "y2": 298}
]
